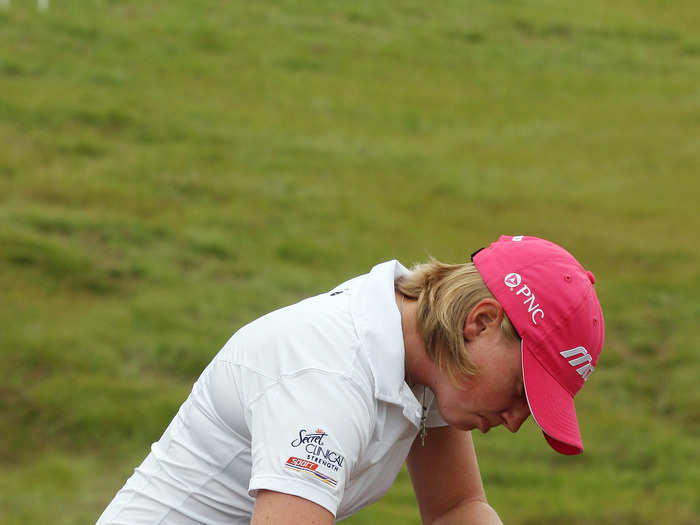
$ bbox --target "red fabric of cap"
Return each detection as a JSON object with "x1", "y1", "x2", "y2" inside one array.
[{"x1": 522, "y1": 342, "x2": 583, "y2": 455}]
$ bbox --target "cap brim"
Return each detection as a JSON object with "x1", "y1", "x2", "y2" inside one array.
[{"x1": 522, "y1": 341, "x2": 584, "y2": 455}]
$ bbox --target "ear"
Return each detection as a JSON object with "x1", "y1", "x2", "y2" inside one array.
[{"x1": 463, "y1": 298, "x2": 504, "y2": 341}]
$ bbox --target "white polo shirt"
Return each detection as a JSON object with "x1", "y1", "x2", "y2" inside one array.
[{"x1": 97, "y1": 260, "x2": 446, "y2": 524}]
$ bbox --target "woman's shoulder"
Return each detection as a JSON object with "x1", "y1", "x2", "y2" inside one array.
[{"x1": 216, "y1": 287, "x2": 363, "y2": 381}]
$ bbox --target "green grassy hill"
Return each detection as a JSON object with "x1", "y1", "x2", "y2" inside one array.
[{"x1": 1, "y1": 1, "x2": 698, "y2": 523}]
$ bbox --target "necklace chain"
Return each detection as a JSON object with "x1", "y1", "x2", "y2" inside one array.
[{"x1": 420, "y1": 386, "x2": 427, "y2": 447}]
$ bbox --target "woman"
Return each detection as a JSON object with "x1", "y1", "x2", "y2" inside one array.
[{"x1": 97, "y1": 235, "x2": 604, "y2": 524}]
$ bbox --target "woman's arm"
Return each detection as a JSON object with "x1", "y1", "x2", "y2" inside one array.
[
  {"x1": 251, "y1": 490, "x2": 334, "y2": 525},
  {"x1": 406, "y1": 426, "x2": 503, "y2": 525}
]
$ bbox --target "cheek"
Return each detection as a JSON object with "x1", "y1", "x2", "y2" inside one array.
[
  {"x1": 478, "y1": 350, "x2": 522, "y2": 408},
  {"x1": 466, "y1": 377, "x2": 513, "y2": 412}
]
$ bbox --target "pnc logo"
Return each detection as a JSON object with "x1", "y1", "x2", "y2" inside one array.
[
  {"x1": 503, "y1": 272, "x2": 545, "y2": 325},
  {"x1": 504, "y1": 273, "x2": 522, "y2": 289}
]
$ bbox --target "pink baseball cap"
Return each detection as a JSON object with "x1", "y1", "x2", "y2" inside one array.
[{"x1": 472, "y1": 235, "x2": 604, "y2": 455}]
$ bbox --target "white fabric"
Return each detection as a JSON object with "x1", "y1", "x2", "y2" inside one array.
[{"x1": 97, "y1": 260, "x2": 446, "y2": 524}]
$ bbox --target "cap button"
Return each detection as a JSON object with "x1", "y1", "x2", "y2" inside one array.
[{"x1": 586, "y1": 270, "x2": 596, "y2": 284}]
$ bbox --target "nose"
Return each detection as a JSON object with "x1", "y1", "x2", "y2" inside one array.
[{"x1": 500, "y1": 401, "x2": 531, "y2": 433}]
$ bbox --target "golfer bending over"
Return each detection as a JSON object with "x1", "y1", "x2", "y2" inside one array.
[{"x1": 97, "y1": 235, "x2": 604, "y2": 524}]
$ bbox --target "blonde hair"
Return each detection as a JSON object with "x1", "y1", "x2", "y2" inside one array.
[{"x1": 395, "y1": 259, "x2": 520, "y2": 380}]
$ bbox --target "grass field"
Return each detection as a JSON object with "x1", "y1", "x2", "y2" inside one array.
[{"x1": 1, "y1": 1, "x2": 699, "y2": 523}]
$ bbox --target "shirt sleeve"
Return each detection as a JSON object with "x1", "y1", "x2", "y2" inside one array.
[{"x1": 247, "y1": 370, "x2": 373, "y2": 517}]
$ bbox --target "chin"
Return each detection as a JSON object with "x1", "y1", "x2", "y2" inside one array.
[{"x1": 442, "y1": 414, "x2": 477, "y2": 432}]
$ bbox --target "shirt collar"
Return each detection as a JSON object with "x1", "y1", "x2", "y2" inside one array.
[{"x1": 350, "y1": 260, "x2": 413, "y2": 405}]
